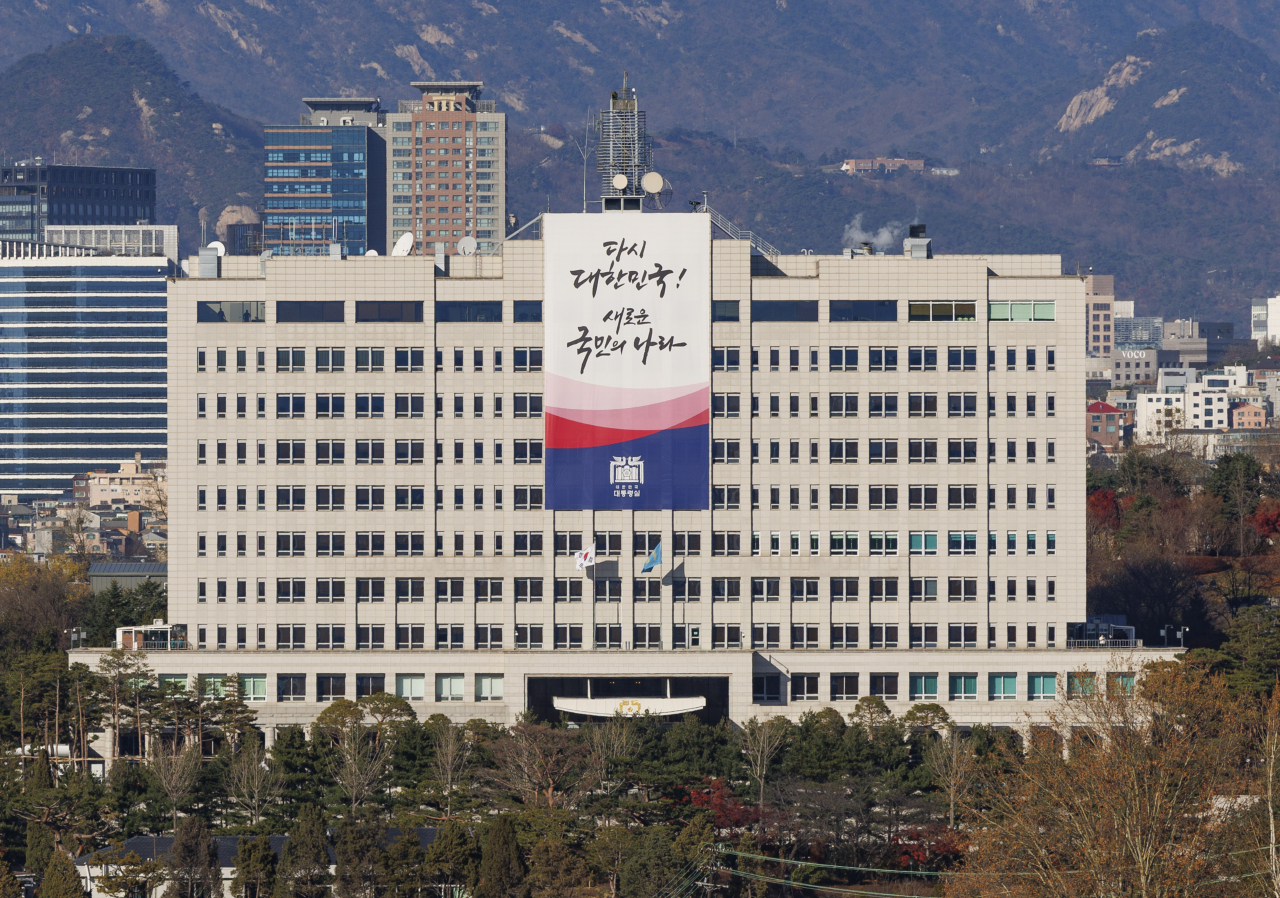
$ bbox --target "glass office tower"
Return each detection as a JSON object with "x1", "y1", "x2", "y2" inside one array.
[{"x1": 0, "y1": 256, "x2": 171, "y2": 499}]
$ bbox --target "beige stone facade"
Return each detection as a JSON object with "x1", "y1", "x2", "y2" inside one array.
[{"x1": 71, "y1": 213, "x2": 1175, "y2": 745}]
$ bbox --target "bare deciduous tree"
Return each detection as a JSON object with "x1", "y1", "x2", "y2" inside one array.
[
  {"x1": 329, "y1": 723, "x2": 391, "y2": 815},
  {"x1": 738, "y1": 716, "x2": 789, "y2": 834},
  {"x1": 223, "y1": 733, "x2": 281, "y2": 826},
  {"x1": 430, "y1": 720, "x2": 474, "y2": 818},
  {"x1": 582, "y1": 715, "x2": 637, "y2": 798},
  {"x1": 486, "y1": 717, "x2": 586, "y2": 808},
  {"x1": 925, "y1": 724, "x2": 977, "y2": 829},
  {"x1": 150, "y1": 742, "x2": 202, "y2": 833}
]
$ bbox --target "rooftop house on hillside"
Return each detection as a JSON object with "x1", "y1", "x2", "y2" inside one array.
[{"x1": 840, "y1": 157, "x2": 924, "y2": 174}]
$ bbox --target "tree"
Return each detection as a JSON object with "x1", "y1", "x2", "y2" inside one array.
[
  {"x1": 429, "y1": 719, "x2": 474, "y2": 818},
  {"x1": 231, "y1": 835, "x2": 277, "y2": 898},
  {"x1": 737, "y1": 716, "x2": 789, "y2": 832},
  {"x1": 586, "y1": 826, "x2": 633, "y2": 898},
  {"x1": 620, "y1": 827, "x2": 683, "y2": 898},
  {"x1": 924, "y1": 724, "x2": 977, "y2": 829},
  {"x1": 379, "y1": 829, "x2": 428, "y2": 898},
  {"x1": 327, "y1": 723, "x2": 391, "y2": 816},
  {"x1": 357, "y1": 693, "x2": 415, "y2": 743},
  {"x1": 89, "y1": 846, "x2": 167, "y2": 898},
  {"x1": 0, "y1": 861, "x2": 20, "y2": 898},
  {"x1": 224, "y1": 732, "x2": 281, "y2": 828},
  {"x1": 473, "y1": 816, "x2": 524, "y2": 898},
  {"x1": 163, "y1": 817, "x2": 220, "y2": 898},
  {"x1": 94, "y1": 650, "x2": 153, "y2": 759},
  {"x1": 267, "y1": 726, "x2": 318, "y2": 826},
  {"x1": 334, "y1": 809, "x2": 386, "y2": 898},
  {"x1": 26, "y1": 818, "x2": 54, "y2": 877},
  {"x1": 40, "y1": 850, "x2": 86, "y2": 898},
  {"x1": 526, "y1": 838, "x2": 586, "y2": 898},
  {"x1": 1207, "y1": 451, "x2": 1265, "y2": 556},
  {"x1": 581, "y1": 716, "x2": 637, "y2": 797},
  {"x1": 424, "y1": 820, "x2": 480, "y2": 898},
  {"x1": 486, "y1": 718, "x2": 585, "y2": 809},
  {"x1": 949, "y1": 662, "x2": 1242, "y2": 897},
  {"x1": 274, "y1": 805, "x2": 332, "y2": 898},
  {"x1": 150, "y1": 742, "x2": 202, "y2": 833}
]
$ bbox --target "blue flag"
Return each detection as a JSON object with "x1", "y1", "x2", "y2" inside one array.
[{"x1": 641, "y1": 541, "x2": 662, "y2": 573}]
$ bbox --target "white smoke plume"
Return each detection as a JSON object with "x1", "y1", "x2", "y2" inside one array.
[{"x1": 841, "y1": 213, "x2": 906, "y2": 252}]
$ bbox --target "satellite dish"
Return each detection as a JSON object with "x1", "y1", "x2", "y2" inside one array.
[
  {"x1": 207, "y1": 241, "x2": 226, "y2": 257},
  {"x1": 365, "y1": 249, "x2": 379, "y2": 256},
  {"x1": 643, "y1": 176, "x2": 674, "y2": 210},
  {"x1": 457, "y1": 236, "x2": 478, "y2": 256},
  {"x1": 390, "y1": 232, "x2": 415, "y2": 257},
  {"x1": 612, "y1": 173, "x2": 629, "y2": 191}
]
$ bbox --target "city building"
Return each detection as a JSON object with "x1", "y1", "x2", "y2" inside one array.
[
  {"x1": 0, "y1": 253, "x2": 172, "y2": 499},
  {"x1": 60, "y1": 200, "x2": 1191, "y2": 752},
  {"x1": 383, "y1": 81, "x2": 506, "y2": 256},
  {"x1": 0, "y1": 160, "x2": 158, "y2": 242},
  {"x1": 840, "y1": 158, "x2": 925, "y2": 174},
  {"x1": 263, "y1": 99, "x2": 387, "y2": 257},
  {"x1": 226, "y1": 223, "x2": 264, "y2": 256},
  {"x1": 1253, "y1": 295, "x2": 1280, "y2": 347},
  {"x1": 1113, "y1": 316, "x2": 1163, "y2": 349},
  {"x1": 1132, "y1": 365, "x2": 1266, "y2": 442},
  {"x1": 1230, "y1": 401, "x2": 1267, "y2": 430},
  {"x1": 1110, "y1": 348, "x2": 1179, "y2": 384},
  {"x1": 1162, "y1": 318, "x2": 1254, "y2": 369},
  {"x1": 1084, "y1": 274, "x2": 1114, "y2": 358},
  {"x1": 1086, "y1": 401, "x2": 1132, "y2": 453},
  {"x1": 45, "y1": 224, "x2": 178, "y2": 264},
  {"x1": 73, "y1": 455, "x2": 165, "y2": 507}
]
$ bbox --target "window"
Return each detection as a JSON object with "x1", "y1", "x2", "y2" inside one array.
[
  {"x1": 989, "y1": 674, "x2": 1017, "y2": 700},
  {"x1": 275, "y1": 533, "x2": 306, "y2": 557},
  {"x1": 830, "y1": 577, "x2": 858, "y2": 601},
  {"x1": 870, "y1": 627, "x2": 897, "y2": 651},
  {"x1": 831, "y1": 674, "x2": 859, "y2": 700},
  {"x1": 712, "y1": 532, "x2": 741, "y2": 555},
  {"x1": 1047, "y1": 531, "x2": 1056, "y2": 554},
  {"x1": 355, "y1": 486, "x2": 385, "y2": 511},
  {"x1": 276, "y1": 626, "x2": 306, "y2": 650},
  {"x1": 277, "y1": 674, "x2": 305, "y2": 701},
  {"x1": 275, "y1": 440, "x2": 305, "y2": 464},
  {"x1": 751, "y1": 578, "x2": 781, "y2": 602},
  {"x1": 949, "y1": 674, "x2": 977, "y2": 701},
  {"x1": 315, "y1": 625, "x2": 346, "y2": 650},
  {"x1": 790, "y1": 674, "x2": 819, "y2": 700},
  {"x1": 711, "y1": 578, "x2": 741, "y2": 602},
  {"x1": 712, "y1": 440, "x2": 740, "y2": 464},
  {"x1": 712, "y1": 393, "x2": 741, "y2": 418},
  {"x1": 869, "y1": 577, "x2": 898, "y2": 600},
  {"x1": 830, "y1": 439, "x2": 858, "y2": 463},
  {"x1": 909, "y1": 531, "x2": 938, "y2": 556},
  {"x1": 673, "y1": 532, "x2": 702, "y2": 556},
  {"x1": 829, "y1": 485, "x2": 857, "y2": 510},
  {"x1": 1029, "y1": 674, "x2": 1057, "y2": 700},
  {"x1": 908, "y1": 440, "x2": 937, "y2": 464},
  {"x1": 393, "y1": 347, "x2": 424, "y2": 372},
  {"x1": 513, "y1": 347, "x2": 543, "y2": 371},
  {"x1": 355, "y1": 394, "x2": 385, "y2": 418},
  {"x1": 909, "y1": 674, "x2": 938, "y2": 701},
  {"x1": 634, "y1": 578, "x2": 662, "y2": 601},
  {"x1": 434, "y1": 674, "x2": 464, "y2": 702},
  {"x1": 514, "y1": 440, "x2": 543, "y2": 464},
  {"x1": 868, "y1": 393, "x2": 898, "y2": 417},
  {"x1": 948, "y1": 393, "x2": 977, "y2": 417},
  {"x1": 870, "y1": 674, "x2": 899, "y2": 700},
  {"x1": 514, "y1": 394, "x2": 543, "y2": 418},
  {"x1": 868, "y1": 533, "x2": 898, "y2": 556},
  {"x1": 753, "y1": 675, "x2": 781, "y2": 703},
  {"x1": 868, "y1": 485, "x2": 898, "y2": 510},
  {"x1": 830, "y1": 347, "x2": 858, "y2": 370},
  {"x1": 868, "y1": 440, "x2": 897, "y2": 463},
  {"x1": 790, "y1": 578, "x2": 819, "y2": 602},
  {"x1": 672, "y1": 578, "x2": 702, "y2": 601},
  {"x1": 355, "y1": 347, "x2": 385, "y2": 372},
  {"x1": 947, "y1": 531, "x2": 977, "y2": 556},
  {"x1": 394, "y1": 394, "x2": 425, "y2": 419},
  {"x1": 395, "y1": 627, "x2": 425, "y2": 650},
  {"x1": 868, "y1": 347, "x2": 897, "y2": 371},
  {"x1": 908, "y1": 346, "x2": 937, "y2": 371},
  {"x1": 396, "y1": 578, "x2": 426, "y2": 602},
  {"x1": 355, "y1": 578, "x2": 386, "y2": 602},
  {"x1": 948, "y1": 578, "x2": 978, "y2": 601},
  {"x1": 515, "y1": 578, "x2": 545, "y2": 602},
  {"x1": 711, "y1": 485, "x2": 740, "y2": 509},
  {"x1": 947, "y1": 439, "x2": 977, "y2": 464},
  {"x1": 829, "y1": 393, "x2": 858, "y2": 417},
  {"x1": 908, "y1": 393, "x2": 937, "y2": 417},
  {"x1": 948, "y1": 624, "x2": 978, "y2": 648},
  {"x1": 594, "y1": 624, "x2": 623, "y2": 649},
  {"x1": 315, "y1": 533, "x2": 346, "y2": 557},
  {"x1": 276, "y1": 347, "x2": 305, "y2": 372},
  {"x1": 395, "y1": 674, "x2": 426, "y2": 702}
]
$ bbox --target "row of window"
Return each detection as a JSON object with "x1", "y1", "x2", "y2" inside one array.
[
  {"x1": 707, "y1": 438, "x2": 1058, "y2": 465},
  {"x1": 196, "y1": 347, "x2": 542, "y2": 374},
  {"x1": 716, "y1": 345, "x2": 1056, "y2": 373},
  {"x1": 192, "y1": 621, "x2": 1059, "y2": 654},
  {"x1": 719, "y1": 483, "x2": 1056, "y2": 510},
  {"x1": 197, "y1": 392, "x2": 545, "y2": 420},
  {"x1": 195, "y1": 574, "x2": 1055, "y2": 604},
  {"x1": 718, "y1": 391, "x2": 1057, "y2": 418},
  {"x1": 170, "y1": 669, "x2": 502, "y2": 703},
  {"x1": 754, "y1": 670, "x2": 1124, "y2": 703},
  {"x1": 196, "y1": 439, "x2": 544, "y2": 465}
]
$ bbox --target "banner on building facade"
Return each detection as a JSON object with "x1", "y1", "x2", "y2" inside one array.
[{"x1": 544, "y1": 212, "x2": 711, "y2": 510}]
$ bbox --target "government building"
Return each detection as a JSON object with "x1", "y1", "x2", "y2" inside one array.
[{"x1": 64, "y1": 201, "x2": 1185, "y2": 749}]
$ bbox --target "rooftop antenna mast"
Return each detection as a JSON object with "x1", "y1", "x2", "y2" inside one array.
[{"x1": 596, "y1": 73, "x2": 670, "y2": 210}]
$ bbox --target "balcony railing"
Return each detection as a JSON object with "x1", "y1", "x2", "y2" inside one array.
[{"x1": 1066, "y1": 638, "x2": 1144, "y2": 649}]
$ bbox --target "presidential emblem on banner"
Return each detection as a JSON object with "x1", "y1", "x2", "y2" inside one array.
[{"x1": 610, "y1": 456, "x2": 644, "y2": 497}]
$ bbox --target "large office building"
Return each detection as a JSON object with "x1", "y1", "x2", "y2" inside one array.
[
  {"x1": 66, "y1": 200, "x2": 1183, "y2": 749},
  {"x1": 0, "y1": 160, "x2": 158, "y2": 243},
  {"x1": 0, "y1": 252, "x2": 172, "y2": 499},
  {"x1": 263, "y1": 99, "x2": 387, "y2": 258},
  {"x1": 263, "y1": 82, "x2": 507, "y2": 260}
]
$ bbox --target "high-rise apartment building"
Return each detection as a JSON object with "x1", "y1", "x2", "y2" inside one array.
[
  {"x1": 1084, "y1": 274, "x2": 1113, "y2": 358},
  {"x1": 0, "y1": 253, "x2": 172, "y2": 499},
  {"x1": 66, "y1": 207, "x2": 1180, "y2": 749},
  {"x1": 0, "y1": 161, "x2": 158, "y2": 243},
  {"x1": 263, "y1": 99, "x2": 387, "y2": 257},
  {"x1": 383, "y1": 81, "x2": 506, "y2": 255}
]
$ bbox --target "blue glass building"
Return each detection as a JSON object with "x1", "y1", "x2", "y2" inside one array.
[
  {"x1": 0, "y1": 256, "x2": 171, "y2": 499},
  {"x1": 263, "y1": 99, "x2": 386, "y2": 257}
]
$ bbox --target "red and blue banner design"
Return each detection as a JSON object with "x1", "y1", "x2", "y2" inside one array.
[{"x1": 543, "y1": 213, "x2": 711, "y2": 510}]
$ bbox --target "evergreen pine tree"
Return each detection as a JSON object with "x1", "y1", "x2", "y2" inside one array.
[
  {"x1": 163, "y1": 816, "x2": 220, "y2": 898},
  {"x1": 40, "y1": 852, "x2": 86, "y2": 898},
  {"x1": 231, "y1": 834, "x2": 278, "y2": 898},
  {"x1": 379, "y1": 829, "x2": 427, "y2": 898},
  {"x1": 26, "y1": 822, "x2": 54, "y2": 878},
  {"x1": 267, "y1": 727, "x2": 319, "y2": 828},
  {"x1": 0, "y1": 860, "x2": 22, "y2": 898},
  {"x1": 83, "y1": 581, "x2": 127, "y2": 646},
  {"x1": 473, "y1": 816, "x2": 524, "y2": 898},
  {"x1": 424, "y1": 820, "x2": 480, "y2": 897},
  {"x1": 274, "y1": 805, "x2": 332, "y2": 898},
  {"x1": 621, "y1": 827, "x2": 681, "y2": 898},
  {"x1": 333, "y1": 809, "x2": 385, "y2": 898}
]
